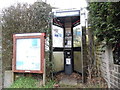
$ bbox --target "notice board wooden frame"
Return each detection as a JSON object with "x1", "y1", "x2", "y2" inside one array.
[{"x1": 12, "y1": 33, "x2": 45, "y2": 73}]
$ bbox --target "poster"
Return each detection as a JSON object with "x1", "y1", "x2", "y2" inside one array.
[
  {"x1": 52, "y1": 25, "x2": 64, "y2": 47},
  {"x1": 16, "y1": 38, "x2": 41, "y2": 70}
]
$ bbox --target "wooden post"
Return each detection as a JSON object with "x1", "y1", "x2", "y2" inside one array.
[
  {"x1": 105, "y1": 45, "x2": 113, "y2": 88},
  {"x1": 12, "y1": 72, "x2": 15, "y2": 83},
  {"x1": 88, "y1": 27, "x2": 95, "y2": 64},
  {"x1": 87, "y1": 27, "x2": 95, "y2": 79},
  {"x1": 49, "y1": 14, "x2": 53, "y2": 79},
  {"x1": 43, "y1": 59, "x2": 46, "y2": 86},
  {"x1": 81, "y1": 26, "x2": 87, "y2": 83}
]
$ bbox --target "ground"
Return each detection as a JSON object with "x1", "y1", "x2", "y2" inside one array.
[
  {"x1": 53, "y1": 72, "x2": 108, "y2": 88},
  {"x1": 9, "y1": 72, "x2": 108, "y2": 88}
]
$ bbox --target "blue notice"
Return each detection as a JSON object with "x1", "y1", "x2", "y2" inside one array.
[{"x1": 32, "y1": 38, "x2": 38, "y2": 47}]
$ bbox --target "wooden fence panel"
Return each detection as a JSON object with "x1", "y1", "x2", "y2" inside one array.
[{"x1": 95, "y1": 44, "x2": 120, "y2": 89}]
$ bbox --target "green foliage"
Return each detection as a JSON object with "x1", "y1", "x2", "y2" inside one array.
[
  {"x1": 88, "y1": 2, "x2": 120, "y2": 46},
  {"x1": 45, "y1": 51, "x2": 55, "y2": 78},
  {"x1": 10, "y1": 76, "x2": 55, "y2": 88},
  {"x1": 2, "y1": 2, "x2": 52, "y2": 70},
  {"x1": 10, "y1": 76, "x2": 39, "y2": 88}
]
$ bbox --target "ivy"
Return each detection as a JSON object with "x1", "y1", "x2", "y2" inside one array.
[{"x1": 88, "y1": 2, "x2": 120, "y2": 46}]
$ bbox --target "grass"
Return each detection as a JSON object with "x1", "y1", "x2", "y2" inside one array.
[
  {"x1": 10, "y1": 76, "x2": 56, "y2": 88},
  {"x1": 10, "y1": 76, "x2": 39, "y2": 88}
]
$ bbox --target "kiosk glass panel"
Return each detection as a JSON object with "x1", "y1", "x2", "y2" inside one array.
[
  {"x1": 73, "y1": 25, "x2": 81, "y2": 47},
  {"x1": 74, "y1": 52, "x2": 82, "y2": 73},
  {"x1": 52, "y1": 25, "x2": 64, "y2": 48},
  {"x1": 53, "y1": 52, "x2": 64, "y2": 72}
]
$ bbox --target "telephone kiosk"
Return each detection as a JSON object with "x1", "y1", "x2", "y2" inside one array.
[{"x1": 52, "y1": 9, "x2": 81, "y2": 75}]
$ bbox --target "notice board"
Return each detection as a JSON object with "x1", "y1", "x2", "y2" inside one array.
[{"x1": 12, "y1": 33, "x2": 45, "y2": 73}]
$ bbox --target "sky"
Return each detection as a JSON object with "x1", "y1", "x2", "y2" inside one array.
[{"x1": 0, "y1": 0, "x2": 87, "y2": 10}]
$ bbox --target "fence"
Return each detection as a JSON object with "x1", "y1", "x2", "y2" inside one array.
[{"x1": 95, "y1": 43, "x2": 120, "y2": 89}]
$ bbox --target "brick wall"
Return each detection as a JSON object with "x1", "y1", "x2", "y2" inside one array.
[{"x1": 95, "y1": 43, "x2": 120, "y2": 89}]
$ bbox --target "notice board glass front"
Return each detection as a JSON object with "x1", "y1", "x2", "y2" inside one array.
[{"x1": 13, "y1": 33, "x2": 45, "y2": 73}]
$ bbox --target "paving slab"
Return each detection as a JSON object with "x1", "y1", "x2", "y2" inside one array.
[
  {"x1": 4, "y1": 70, "x2": 13, "y2": 88},
  {"x1": 59, "y1": 77, "x2": 77, "y2": 86}
]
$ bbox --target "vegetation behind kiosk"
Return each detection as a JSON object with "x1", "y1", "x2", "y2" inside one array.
[{"x1": 51, "y1": 9, "x2": 82, "y2": 75}]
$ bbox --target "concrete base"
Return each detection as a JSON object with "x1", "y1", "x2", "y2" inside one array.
[
  {"x1": 0, "y1": 69, "x2": 2, "y2": 89},
  {"x1": 4, "y1": 70, "x2": 13, "y2": 88},
  {"x1": 0, "y1": 59, "x2": 2, "y2": 89},
  {"x1": 59, "y1": 78, "x2": 77, "y2": 86}
]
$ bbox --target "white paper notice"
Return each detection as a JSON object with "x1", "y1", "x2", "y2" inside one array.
[
  {"x1": 52, "y1": 25, "x2": 64, "y2": 47},
  {"x1": 16, "y1": 38, "x2": 41, "y2": 70},
  {"x1": 66, "y1": 58, "x2": 71, "y2": 65}
]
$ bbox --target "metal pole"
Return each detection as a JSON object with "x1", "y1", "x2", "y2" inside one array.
[
  {"x1": 81, "y1": 8, "x2": 88, "y2": 83},
  {"x1": 81, "y1": 26, "x2": 87, "y2": 83}
]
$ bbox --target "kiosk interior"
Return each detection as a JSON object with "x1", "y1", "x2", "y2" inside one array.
[{"x1": 52, "y1": 9, "x2": 82, "y2": 75}]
